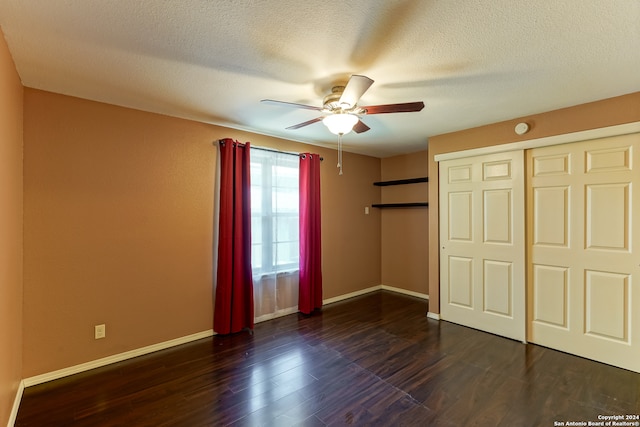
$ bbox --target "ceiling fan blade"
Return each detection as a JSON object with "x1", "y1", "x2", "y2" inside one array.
[
  {"x1": 261, "y1": 99, "x2": 322, "y2": 111},
  {"x1": 339, "y1": 75, "x2": 374, "y2": 109},
  {"x1": 361, "y1": 101, "x2": 425, "y2": 114},
  {"x1": 353, "y1": 120, "x2": 370, "y2": 134},
  {"x1": 285, "y1": 117, "x2": 323, "y2": 130}
]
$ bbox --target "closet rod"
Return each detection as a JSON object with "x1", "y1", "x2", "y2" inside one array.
[{"x1": 216, "y1": 140, "x2": 323, "y2": 161}]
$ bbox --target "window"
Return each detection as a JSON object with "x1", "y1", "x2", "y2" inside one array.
[{"x1": 250, "y1": 149, "x2": 300, "y2": 275}]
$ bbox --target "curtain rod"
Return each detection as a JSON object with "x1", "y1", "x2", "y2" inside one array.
[{"x1": 216, "y1": 140, "x2": 323, "y2": 161}]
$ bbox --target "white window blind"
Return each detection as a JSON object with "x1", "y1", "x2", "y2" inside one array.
[{"x1": 250, "y1": 149, "x2": 300, "y2": 275}]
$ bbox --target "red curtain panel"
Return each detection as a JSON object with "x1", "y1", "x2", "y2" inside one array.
[
  {"x1": 214, "y1": 139, "x2": 254, "y2": 334},
  {"x1": 298, "y1": 153, "x2": 323, "y2": 314}
]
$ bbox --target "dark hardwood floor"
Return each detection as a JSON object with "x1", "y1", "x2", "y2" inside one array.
[{"x1": 15, "y1": 291, "x2": 640, "y2": 426}]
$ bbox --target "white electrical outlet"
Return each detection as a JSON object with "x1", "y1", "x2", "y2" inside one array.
[
  {"x1": 95, "y1": 324, "x2": 106, "y2": 339},
  {"x1": 365, "y1": 206, "x2": 370, "y2": 215}
]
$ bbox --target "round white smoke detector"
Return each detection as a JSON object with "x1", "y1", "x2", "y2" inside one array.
[{"x1": 515, "y1": 122, "x2": 530, "y2": 135}]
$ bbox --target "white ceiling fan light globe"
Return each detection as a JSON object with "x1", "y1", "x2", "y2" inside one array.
[{"x1": 322, "y1": 113, "x2": 359, "y2": 135}]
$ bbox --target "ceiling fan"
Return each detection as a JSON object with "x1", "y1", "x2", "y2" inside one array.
[
  {"x1": 261, "y1": 74, "x2": 424, "y2": 175},
  {"x1": 261, "y1": 74, "x2": 424, "y2": 136}
]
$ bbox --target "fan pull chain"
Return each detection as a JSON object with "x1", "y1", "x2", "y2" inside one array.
[{"x1": 337, "y1": 133, "x2": 343, "y2": 175}]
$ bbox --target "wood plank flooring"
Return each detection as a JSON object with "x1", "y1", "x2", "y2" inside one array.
[{"x1": 15, "y1": 291, "x2": 640, "y2": 426}]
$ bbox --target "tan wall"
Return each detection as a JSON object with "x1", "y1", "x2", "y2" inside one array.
[
  {"x1": 428, "y1": 92, "x2": 640, "y2": 314},
  {"x1": 0, "y1": 30, "x2": 24, "y2": 425},
  {"x1": 23, "y1": 89, "x2": 381, "y2": 377},
  {"x1": 380, "y1": 152, "x2": 429, "y2": 296}
]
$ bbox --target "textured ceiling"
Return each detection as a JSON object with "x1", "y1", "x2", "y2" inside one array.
[{"x1": 1, "y1": 0, "x2": 639, "y2": 157}]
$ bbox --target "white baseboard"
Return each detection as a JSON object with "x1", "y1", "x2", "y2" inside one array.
[
  {"x1": 7, "y1": 380, "x2": 24, "y2": 427},
  {"x1": 427, "y1": 312, "x2": 441, "y2": 320},
  {"x1": 23, "y1": 330, "x2": 214, "y2": 387},
  {"x1": 322, "y1": 285, "x2": 383, "y2": 305},
  {"x1": 323, "y1": 284, "x2": 429, "y2": 305},
  {"x1": 380, "y1": 284, "x2": 429, "y2": 300}
]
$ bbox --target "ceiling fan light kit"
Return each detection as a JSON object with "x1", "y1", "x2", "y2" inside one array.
[
  {"x1": 322, "y1": 113, "x2": 359, "y2": 135},
  {"x1": 261, "y1": 74, "x2": 425, "y2": 175}
]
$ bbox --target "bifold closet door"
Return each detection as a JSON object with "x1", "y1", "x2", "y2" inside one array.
[
  {"x1": 439, "y1": 150, "x2": 525, "y2": 342},
  {"x1": 528, "y1": 133, "x2": 640, "y2": 373}
]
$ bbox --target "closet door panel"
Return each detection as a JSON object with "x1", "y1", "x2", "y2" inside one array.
[
  {"x1": 527, "y1": 133, "x2": 640, "y2": 373},
  {"x1": 440, "y1": 150, "x2": 525, "y2": 342}
]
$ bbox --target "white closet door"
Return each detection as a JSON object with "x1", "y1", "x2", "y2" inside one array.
[
  {"x1": 528, "y1": 133, "x2": 640, "y2": 372},
  {"x1": 439, "y1": 151, "x2": 525, "y2": 342}
]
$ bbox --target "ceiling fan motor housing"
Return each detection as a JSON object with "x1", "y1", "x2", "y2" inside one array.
[{"x1": 323, "y1": 86, "x2": 346, "y2": 111}]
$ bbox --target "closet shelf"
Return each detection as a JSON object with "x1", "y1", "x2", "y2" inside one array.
[{"x1": 373, "y1": 177, "x2": 428, "y2": 186}]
